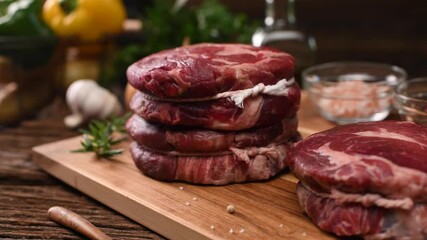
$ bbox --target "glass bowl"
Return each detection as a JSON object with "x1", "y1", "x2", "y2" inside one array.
[
  {"x1": 394, "y1": 78, "x2": 427, "y2": 125},
  {"x1": 302, "y1": 62, "x2": 407, "y2": 125}
]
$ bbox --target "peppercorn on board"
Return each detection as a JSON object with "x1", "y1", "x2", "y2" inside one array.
[{"x1": 32, "y1": 92, "x2": 337, "y2": 240}]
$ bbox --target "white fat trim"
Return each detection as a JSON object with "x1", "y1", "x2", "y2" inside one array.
[
  {"x1": 354, "y1": 128, "x2": 427, "y2": 148},
  {"x1": 139, "y1": 78, "x2": 295, "y2": 108},
  {"x1": 141, "y1": 145, "x2": 232, "y2": 156},
  {"x1": 219, "y1": 78, "x2": 294, "y2": 108},
  {"x1": 141, "y1": 140, "x2": 289, "y2": 157},
  {"x1": 211, "y1": 58, "x2": 240, "y2": 65},
  {"x1": 316, "y1": 142, "x2": 427, "y2": 179},
  {"x1": 315, "y1": 142, "x2": 427, "y2": 201},
  {"x1": 215, "y1": 45, "x2": 260, "y2": 56},
  {"x1": 303, "y1": 183, "x2": 414, "y2": 210},
  {"x1": 330, "y1": 188, "x2": 414, "y2": 210},
  {"x1": 229, "y1": 142, "x2": 288, "y2": 163},
  {"x1": 211, "y1": 95, "x2": 262, "y2": 129},
  {"x1": 316, "y1": 142, "x2": 364, "y2": 166}
]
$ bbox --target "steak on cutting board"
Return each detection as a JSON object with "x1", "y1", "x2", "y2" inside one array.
[
  {"x1": 130, "y1": 141, "x2": 293, "y2": 185},
  {"x1": 288, "y1": 121, "x2": 427, "y2": 201},
  {"x1": 126, "y1": 114, "x2": 299, "y2": 153},
  {"x1": 130, "y1": 91, "x2": 300, "y2": 130},
  {"x1": 297, "y1": 182, "x2": 427, "y2": 239},
  {"x1": 288, "y1": 121, "x2": 427, "y2": 239},
  {"x1": 127, "y1": 43, "x2": 295, "y2": 98},
  {"x1": 126, "y1": 43, "x2": 300, "y2": 185}
]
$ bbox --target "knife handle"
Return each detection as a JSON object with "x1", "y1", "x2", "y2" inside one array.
[{"x1": 48, "y1": 206, "x2": 112, "y2": 240}]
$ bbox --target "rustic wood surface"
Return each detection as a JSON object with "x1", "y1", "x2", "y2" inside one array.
[
  {"x1": 29, "y1": 92, "x2": 338, "y2": 240},
  {"x1": 31, "y1": 136, "x2": 333, "y2": 240},
  {"x1": 1, "y1": 92, "x2": 336, "y2": 239},
  {"x1": 0, "y1": 99, "x2": 165, "y2": 239}
]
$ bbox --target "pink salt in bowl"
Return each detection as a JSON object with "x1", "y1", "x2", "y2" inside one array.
[{"x1": 302, "y1": 62, "x2": 407, "y2": 125}]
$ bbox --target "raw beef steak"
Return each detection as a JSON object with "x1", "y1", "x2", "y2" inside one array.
[
  {"x1": 297, "y1": 182, "x2": 427, "y2": 239},
  {"x1": 130, "y1": 141, "x2": 292, "y2": 185},
  {"x1": 288, "y1": 121, "x2": 427, "y2": 238},
  {"x1": 126, "y1": 43, "x2": 299, "y2": 185},
  {"x1": 130, "y1": 89, "x2": 300, "y2": 130},
  {"x1": 288, "y1": 121, "x2": 427, "y2": 202},
  {"x1": 127, "y1": 43, "x2": 295, "y2": 98},
  {"x1": 127, "y1": 114, "x2": 298, "y2": 153}
]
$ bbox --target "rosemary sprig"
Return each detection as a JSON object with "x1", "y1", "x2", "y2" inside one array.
[{"x1": 72, "y1": 113, "x2": 131, "y2": 158}]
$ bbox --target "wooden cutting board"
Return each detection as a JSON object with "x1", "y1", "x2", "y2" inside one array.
[{"x1": 32, "y1": 92, "x2": 338, "y2": 240}]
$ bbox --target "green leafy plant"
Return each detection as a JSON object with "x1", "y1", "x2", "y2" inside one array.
[
  {"x1": 142, "y1": 0, "x2": 259, "y2": 55},
  {"x1": 194, "y1": 0, "x2": 258, "y2": 44},
  {"x1": 101, "y1": 0, "x2": 260, "y2": 87},
  {"x1": 73, "y1": 113, "x2": 130, "y2": 158}
]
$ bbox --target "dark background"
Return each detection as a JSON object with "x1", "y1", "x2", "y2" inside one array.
[
  {"x1": 126, "y1": 0, "x2": 427, "y2": 78},
  {"x1": 223, "y1": 0, "x2": 427, "y2": 78}
]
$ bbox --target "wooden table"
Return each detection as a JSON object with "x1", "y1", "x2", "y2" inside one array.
[
  {"x1": 0, "y1": 99, "x2": 165, "y2": 239},
  {"x1": 0, "y1": 92, "x2": 336, "y2": 239}
]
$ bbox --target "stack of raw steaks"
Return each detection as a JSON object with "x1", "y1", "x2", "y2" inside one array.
[{"x1": 126, "y1": 43, "x2": 300, "y2": 185}]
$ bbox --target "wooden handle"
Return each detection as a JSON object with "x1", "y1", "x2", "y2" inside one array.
[{"x1": 48, "y1": 206, "x2": 112, "y2": 240}]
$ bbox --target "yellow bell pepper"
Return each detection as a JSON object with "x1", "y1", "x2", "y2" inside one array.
[{"x1": 42, "y1": 0, "x2": 126, "y2": 41}]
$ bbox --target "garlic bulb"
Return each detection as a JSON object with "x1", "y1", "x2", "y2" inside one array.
[{"x1": 64, "y1": 80, "x2": 122, "y2": 128}]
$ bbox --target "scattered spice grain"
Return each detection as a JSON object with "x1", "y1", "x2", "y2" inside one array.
[{"x1": 226, "y1": 204, "x2": 235, "y2": 214}]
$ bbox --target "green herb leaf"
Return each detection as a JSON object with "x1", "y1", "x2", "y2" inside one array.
[
  {"x1": 72, "y1": 113, "x2": 131, "y2": 159},
  {"x1": 59, "y1": 0, "x2": 78, "y2": 15}
]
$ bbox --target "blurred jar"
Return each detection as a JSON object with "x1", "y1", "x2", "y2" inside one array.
[
  {"x1": 59, "y1": 37, "x2": 112, "y2": 91},
  {"x1": 42, "y1": 0, "x2": 127, "y2": 90},
  {"x1": 0, "y1": 36, "x2": 65, "y2": 125},
  {"x1": 394, "y1": 77, "x2": 427, "y2": 125},
  {"x1": 252, "y1": 0, "x2": 316, "y2": 84}
]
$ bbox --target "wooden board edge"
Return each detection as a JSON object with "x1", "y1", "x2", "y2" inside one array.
[{"x1": 31, "y1": 147, "x2": 217, "y2": 240}]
